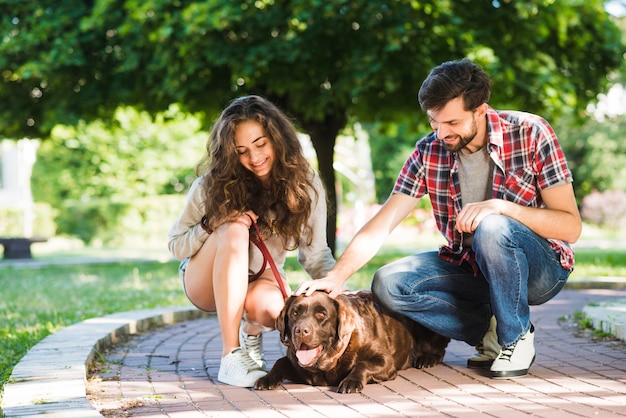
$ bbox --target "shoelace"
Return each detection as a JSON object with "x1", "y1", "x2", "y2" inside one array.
[
  {"x1": 228, "y1": 349, "x2": 261, "y2": 372},
  {"x1": 497, "y1": 345, "x2": 515, "y2": 361},
  {"x1": 245, "y1": 335, "x2": 262, "y2": 352}
]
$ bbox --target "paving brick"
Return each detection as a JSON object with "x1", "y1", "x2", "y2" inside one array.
[{"x1": 4, "y1": 290, "x2": 626, "y2": 417}]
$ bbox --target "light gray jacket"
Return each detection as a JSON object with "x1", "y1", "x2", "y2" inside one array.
[{"x1": 167, "y1": 173, "x2": 335, "y2": 281}]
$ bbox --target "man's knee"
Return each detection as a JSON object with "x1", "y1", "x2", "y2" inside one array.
[
  {"x1": 371, "y1": 266, "x2": 397, "y2": 310},
  {"x1": 475, "y1": 214, "x2": 514, "y2": 239},
  {"x1": 473, "y1": 214, "x2": 517, "y2": 253}
]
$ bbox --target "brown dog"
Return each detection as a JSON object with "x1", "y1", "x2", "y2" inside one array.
[{"x1": 254, "y1": 290, "x2": 449, "y2": 393}]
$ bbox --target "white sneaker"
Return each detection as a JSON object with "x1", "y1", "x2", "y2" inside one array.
[
  {"x1": 490, "y1": 324, "x2": 536, "y2": 379},
  {"x1": 467, "y1": 316, "x2": 499, "y2": 369},
  {"x1": 240, "y1": 328, "x2": 266, "y2": 371},
  {"x1": 217, "y1": 348, "x2": 267, "y2": 387}
]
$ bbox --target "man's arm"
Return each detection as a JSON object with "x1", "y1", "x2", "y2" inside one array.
[
  {"x1": 295, "y1": 193, "x2": 420, "y2": 297},
  {"x1": 455, "y1": 182, "x2": 582, "y2": 243}
]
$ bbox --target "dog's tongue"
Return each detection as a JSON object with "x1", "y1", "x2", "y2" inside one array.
[{"x1": 296, "y1": 346, "x2": 322, "y2": 366}]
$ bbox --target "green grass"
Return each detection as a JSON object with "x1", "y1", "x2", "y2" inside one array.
[
  {"x1": 1, "y1": 234, "x2": 625, "y2": 408},
  {"x1": 568, "y1": 248, "x2": 626, "y2": 279}
]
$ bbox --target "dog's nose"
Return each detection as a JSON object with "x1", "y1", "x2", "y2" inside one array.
[{"x1": 294, "y1": 325, "x2": 311, "y2": 336}]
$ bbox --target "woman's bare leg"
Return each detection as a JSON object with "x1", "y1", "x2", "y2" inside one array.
[
  {"x1": 242, "y1": 273, "x2": 286, "y2": 335},
  {"x1": 183, "y1": 222, "x2": 250, "y2": 357}
]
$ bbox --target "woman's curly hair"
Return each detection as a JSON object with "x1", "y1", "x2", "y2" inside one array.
[{"x1": 196, "y1": 95, "x2": 319, "y2": 249}]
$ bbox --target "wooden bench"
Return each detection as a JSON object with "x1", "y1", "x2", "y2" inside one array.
[{"x1": 0, "y1": 237, "x2": 48, "y2": 259}]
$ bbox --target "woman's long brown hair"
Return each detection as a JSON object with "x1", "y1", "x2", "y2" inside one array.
[{"x1": 196, "y1": 95, "x2": 319, "y2": 249}]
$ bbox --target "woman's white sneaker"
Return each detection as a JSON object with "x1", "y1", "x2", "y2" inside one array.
[
  {"x1": 217, "y1": 348, "x2": 267, "y2": 387},
  {"x1": 240, "y1": 328, "x2": 266, "y2": 371},
  {"x1": 490, "y1": 324, "x2": 536, "y2": 379}
]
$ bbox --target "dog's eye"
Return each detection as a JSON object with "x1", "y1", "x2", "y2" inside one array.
[{"x1": 315, "y1": 310, "x2": 327, "y2": 320}]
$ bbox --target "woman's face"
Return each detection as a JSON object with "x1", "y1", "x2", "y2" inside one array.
[{"x1": 234, "y1": 120, "x2": 276, "y2": 184}]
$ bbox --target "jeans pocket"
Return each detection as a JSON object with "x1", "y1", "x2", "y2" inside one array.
[{"x1": 529, "y1": 277, "x2": 567, "y2": 305}]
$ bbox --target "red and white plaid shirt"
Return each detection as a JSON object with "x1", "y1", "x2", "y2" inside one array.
[{"x1": 394, "y1": 106, "x2": 575, "y2": 272}]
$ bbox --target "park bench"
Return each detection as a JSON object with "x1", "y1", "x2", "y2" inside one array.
[{"x1": 0, "y1": 237, "x2": 48, "y2": 259}]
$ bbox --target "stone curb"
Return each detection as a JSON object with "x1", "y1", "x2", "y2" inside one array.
[
  {"x1": 583, "y1": 299, "x2": 626, "y2": 342},
  {"x1": 2, "y1": 306, "x2": 210, "y2": 418}
]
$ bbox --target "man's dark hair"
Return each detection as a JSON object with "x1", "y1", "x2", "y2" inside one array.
[{"x1": 418, "y1": 58, "x2": 491, "y2": 112}]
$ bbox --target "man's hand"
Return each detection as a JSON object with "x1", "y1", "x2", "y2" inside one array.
[
  {"x1": 294, "y1": 277, "x2": 344, "y2": 298},
  {"x1": 455, "y1": 199, "x2": 507, "y2": 233}
]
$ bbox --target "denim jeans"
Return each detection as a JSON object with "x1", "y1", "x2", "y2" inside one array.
[{"x1": 372, "y1": 214, "x2": 572, "y2": 347}]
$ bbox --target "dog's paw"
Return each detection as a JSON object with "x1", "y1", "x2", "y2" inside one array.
[
  {"x1": 254, "y1": 375, "x2": 279, "y2": 390},
  {"x1": 413, "y1": 353, "x2": 444, "y2": 369},
  {"x1": 337, "y1": 377, "x2": 365, "y2": 394}
]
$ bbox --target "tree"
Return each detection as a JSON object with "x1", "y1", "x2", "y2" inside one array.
[
  {"x1": 1, "y1": 0, "x2": 623, "y2": 252},
  {"x1": 31, "y1": 105, "x2": 207, "y2": 243}
]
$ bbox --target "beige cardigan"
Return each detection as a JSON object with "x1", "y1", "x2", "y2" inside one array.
[{"x1": 167, "y1": 173, "x2": 335, "y2": 282}]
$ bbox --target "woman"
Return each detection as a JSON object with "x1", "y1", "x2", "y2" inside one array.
[{"x1": 168, "y1": 95, "x2": 335, "y2": 387}]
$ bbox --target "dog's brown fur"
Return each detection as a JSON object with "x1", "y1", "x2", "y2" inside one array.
[{"x1": 255, "y1": 290, "x2": 449, "y2": 393}]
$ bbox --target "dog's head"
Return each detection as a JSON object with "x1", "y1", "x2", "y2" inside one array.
[{"x1": 276, "y1": 291, "x2": 356, "y2": 370}]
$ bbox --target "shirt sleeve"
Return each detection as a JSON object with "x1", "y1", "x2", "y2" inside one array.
[
  {"x1": 393, "y1": 135, "x2": 437, "y2": 199},
  {"x1": 532, "y1": 116, "x2": 573, "y2": 190},
  {"x1": 297, "y1": 173, "x2": 336, "y2": 279},
  {"x1": 167, "y1": 177, "x2": 210, "y2": 260}
]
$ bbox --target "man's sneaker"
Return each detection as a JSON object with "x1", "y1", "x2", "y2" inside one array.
[
  {"x1": 467, "y1": 316, "x2": 499, "y2": 369},
  {"x1": 217, "y1": 348, "x2": 267, "y2": 387},
  {"x1": 490, "y1": 324, "x2": 536, "y2": 379},
  {"x1": 240, "y1": 328, "x2": 266, "y2": 371}
]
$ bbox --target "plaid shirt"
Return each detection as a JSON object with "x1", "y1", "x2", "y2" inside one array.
[{"x1": 394, "y1": 106, "x2": 575, "y2": 272}]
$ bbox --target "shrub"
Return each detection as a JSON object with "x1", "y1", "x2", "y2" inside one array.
[
  {"x1": 51, "y1": 195, "x2": 185, "y2": 247},
  {"x1": 0, "y1": 203, "x2": 57, "y2": 238},
  {"x1": 580, "y1": 189, "x2": 626, "y2": 229}
]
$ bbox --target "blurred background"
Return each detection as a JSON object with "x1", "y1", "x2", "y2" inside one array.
[{"x1": 0, "y1": 0, "x2": 625, "y2": 259}]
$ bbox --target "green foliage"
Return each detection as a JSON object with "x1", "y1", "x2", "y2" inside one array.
[
  {"x1": 557, "y1": 114, "x2": 626, "y2": 200},
  {"x1": 2, "y1": 0, "x2": 623, "y2": 250},
  {"x1": 1, "y1": 0, "x2": 622, "y2": 137},
  {"x1": 32, "y1": 105, "x2": 204, "y2": 205},
  {"x1": 28, "y1": 194, "x2": 184, "y2": 246},
  {"x1": 364, "y1": 120, "x2": 432, "y2": 203},
  {"x1": 0, "y1": 203, "x2": 56, "y2": 238},
  {"x1": 30, "y1": 106, "x2": 204, "y2": 242}
]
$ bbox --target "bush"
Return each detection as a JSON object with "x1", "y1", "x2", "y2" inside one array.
[
  {"x1": 29, "y1": 104, "x2": 206, "y2": 245},
  {"x1": 580, "y1": 189, "x2": 626, "y2": 229},
  {"x1": 50, "y1": 194, "x2": 185, "y2": 247},
  {"x1": 0, "y1": 202, "x2": 57, "y2": 238}
]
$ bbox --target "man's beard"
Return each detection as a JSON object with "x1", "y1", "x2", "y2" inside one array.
[{"x1": 441, "y1": 119, "x2": 478, "y2": 153}]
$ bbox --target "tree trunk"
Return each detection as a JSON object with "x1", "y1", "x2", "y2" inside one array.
[{"x1": 301, "y1": 114, "x2": 346, "y2": 256}]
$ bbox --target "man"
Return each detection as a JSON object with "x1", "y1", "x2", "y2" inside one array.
[{"x1": 296, "y1": 58, "x2": 581, "y2": 379}]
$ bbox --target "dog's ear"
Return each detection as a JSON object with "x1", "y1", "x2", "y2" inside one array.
[
  {"x1": 276, "y1": 296, "x2": 293, "y2": 346},
  {"x1": 335, "y1": 295, "x2": 356, "y2": 344}
]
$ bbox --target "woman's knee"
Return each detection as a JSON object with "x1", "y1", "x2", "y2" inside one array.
[
  {"x1": 214, "y1": 221, "x2": 250, "y2": 249},
  {"x1": 245, "y1": 280, "x2": 285, "y2": 326}
]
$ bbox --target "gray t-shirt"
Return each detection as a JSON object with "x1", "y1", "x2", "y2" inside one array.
[{"x1": 457, "y1": 146, "x2": 493, "y2": 246}]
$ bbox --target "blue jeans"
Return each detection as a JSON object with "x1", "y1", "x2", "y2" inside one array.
[{"x1": 372, "y1": 214, "x2": 572, "y2": 347}]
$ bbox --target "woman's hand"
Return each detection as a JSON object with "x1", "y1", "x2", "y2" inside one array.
[
  {"x1": 239, "y1": 210, "x2": 258, "y2": 228},
  {"x1": 211, "y1": 210, "x2": 259, "y2": 231}
]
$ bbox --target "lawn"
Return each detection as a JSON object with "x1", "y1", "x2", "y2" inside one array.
[{"x1": 1, "y1": 228, "x2": 624, "y2": 408}]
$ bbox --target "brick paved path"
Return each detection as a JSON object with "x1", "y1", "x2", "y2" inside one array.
[{"x1": 88, "y1": 289, "x2": 626, "y2": 418}]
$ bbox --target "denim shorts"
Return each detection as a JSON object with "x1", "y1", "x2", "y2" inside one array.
[{"x1": 178, "y1": 257, "x2": 190, "y2": 282}]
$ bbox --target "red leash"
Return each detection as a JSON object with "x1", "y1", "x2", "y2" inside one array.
[{"x1": 249, "y1": 222, "x2": 289, "y2": 300}]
